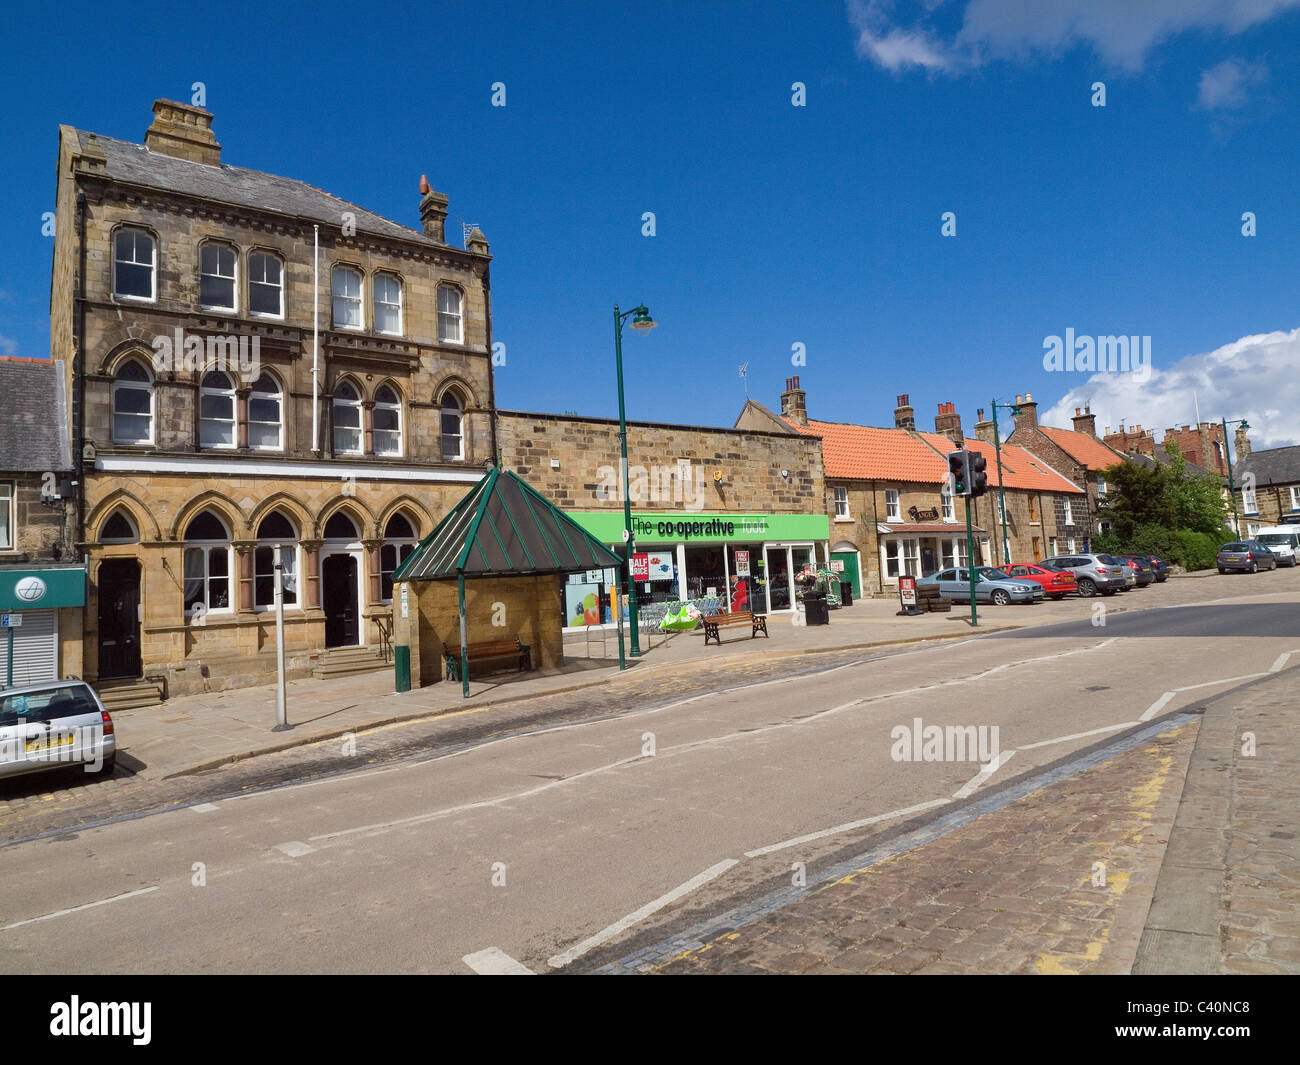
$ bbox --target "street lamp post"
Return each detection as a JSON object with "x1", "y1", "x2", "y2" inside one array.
[
  {"x1": 988, "y1": 399, "x2": 1021, "y2": 565},
  {"x1": 1222, "y1": 417, "x2": 1251, "y2": 537},
  {"x1": 613, "y1": 303, "x2": 656, "y2": 657}
]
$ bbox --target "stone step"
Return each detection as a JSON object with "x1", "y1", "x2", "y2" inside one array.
[
  {"x1": 97, "y1": 680, "x2": 165, "y2": 711},
  {"x1": 311, "y1": 647, "x2": 390, "y2": 679}
]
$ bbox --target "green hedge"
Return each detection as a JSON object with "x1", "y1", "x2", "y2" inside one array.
[{"x1": 1094, "y1": 525, "x2": 1234, "y2": 570}]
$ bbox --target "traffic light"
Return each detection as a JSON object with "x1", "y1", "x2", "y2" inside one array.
[
  {"x1": 947, "y1": 450, "x2": 970, "y2": 496},
  {"x1": 969, "y1": 451, "x2": 988, "y2": 497}
]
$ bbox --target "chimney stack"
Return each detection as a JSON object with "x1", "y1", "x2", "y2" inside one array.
[
  {"x1": 144, "y1": 99, "x2": 221, "y2": 166},
  {"x1": 1015, "y1": 391, "x2": 1039, "y2": 429},
  {"x1": 934, "y1": 401, "x2": 963, "y2": 445},
  {"x1": 780, "y1": 375, "x2": 807, "y2": 426},
  {"x1": 1071, "y1": 405, "x2": 1097, "y2": 437},
  {"x1": 894, "y1": 393, "x2": 915, "y2": 431},
  {"x1": 1235, "y1": 425, "x2": 1252, "y2": 462},
  {"x1": 973, "y1": 407, "x2": 996, "y2": 444},
  {"x1": 419, "y1": 185, "x2": 450, "y2": 242}
]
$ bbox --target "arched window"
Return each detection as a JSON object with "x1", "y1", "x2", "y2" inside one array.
[
  {"x1": 437, "y1": 285, "x2": 462, "y2": 343},
  {"x1": 100, "y1": 509, "x2": 139, "y2": 544},
  {"x1": 332, "y1": 381, "x2": 362, "y2": 454},
  {"x1": 199, "y1": 370, "x2": 236, "y2": 448},
  {"x1": 199, "y1": 242, "x2": 237, "y2": 311},
  {"x1": 324, "y1": 511, "x2": 359, "y2": 541},
  {"x1": 380, "y1": 513, "x2": 418, "y2": 601},
  {"x1": 248, "y1": 251, "x2": 284, "y2": 317},
  {"x1": 113, "y1": 228, "x2": 156, "y2": 301},
  {"x1": 254, "y1": 511, "x2": 298, "y2": 609},
  {"x1": 373, "y1": 384, "x2": 402, "y2": 456},
  {"x1": 183, "y1": 510, "x2": 232, "y2": 617},
  {"x1": 112, "y1": 361, "x2": 154, "y2": 444},
  {"x1": 248, "y1": 373, "x2": 283, "y2": 450},
  {"x1": 374, "y1": 273, "x2": 403, "y2": 335},
  {"x1": 440, "y1": 391, "x2": 463, "y2": 461},
  {"x1": 332, "y1": 265, "x2": 363, "y2": 330}
]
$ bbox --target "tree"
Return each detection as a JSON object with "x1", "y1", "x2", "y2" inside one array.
[
  {"x1": 1098, "y1": 460, "x2": 1173, "y2": 541},
  {"x1": 1160, "y1": 438, "x2": 1229, "y2": 534}
]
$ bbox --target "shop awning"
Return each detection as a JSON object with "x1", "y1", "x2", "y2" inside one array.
[
  {"x1": 0, "y1": 566, "x2": 86, "y2": 611},
  {"x1": 393, "y1": 467, "x2": 624, "y2": 583},
  {"x1": 877, "y1": 523, "x2": 988, "y2": 535}
]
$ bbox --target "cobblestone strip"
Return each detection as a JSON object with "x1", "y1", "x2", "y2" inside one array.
[{"x1": 585, "y1": 716, "x2": 1198, "y2": 975}]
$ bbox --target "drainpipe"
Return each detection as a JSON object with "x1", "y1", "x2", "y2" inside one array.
[
  {"x1": 74, "y1": 191, "x2": 88, "y2": 554},
  {"x1": 482, "y1": 262, "x2": 499, "y2": 466},
  {"x1": 872, "y1": 480, "x2": 883, "y2": 594}
]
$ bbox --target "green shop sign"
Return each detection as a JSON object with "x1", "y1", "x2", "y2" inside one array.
[
  {"x1": 569, "y1": 512, "x2": 829, "y2": 544},
  {"x1": 0, "y1": 567, "x2": 87, "y2": 611}
]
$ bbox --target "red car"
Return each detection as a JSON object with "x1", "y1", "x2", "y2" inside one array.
[{"x1": 995, "y1": 562, "x2": 1078, "y2": 600}]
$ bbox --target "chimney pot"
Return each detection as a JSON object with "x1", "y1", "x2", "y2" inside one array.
[{"x1": 144, "y1": 99, "x2": 221, "y2": 165}]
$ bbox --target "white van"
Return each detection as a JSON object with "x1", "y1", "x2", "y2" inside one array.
[{"x1": 1254, "y1": 525, "x2": 1300, "y2": 567}]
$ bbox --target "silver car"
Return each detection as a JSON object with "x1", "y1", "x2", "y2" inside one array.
[
  {"x1": 0, "y1": 680, "x2": 116, "y2": 781},
  {"x1": 1038, "y1": 554, "x2": 1128, "y2": 597},
  {"x1": 919, "y1": 567, "x2": 1044, "y2": 605}
]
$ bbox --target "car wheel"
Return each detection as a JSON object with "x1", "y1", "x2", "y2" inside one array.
[
  {"x1": 1250, "y1": 561, "x2": 1258, "y2": 573},
  {"x1": 991, "y1": 589, "x2": 1010, "y2": 606},
  {"x1": 1077, "y1": 578, "x2": 1096, "y2": 597},
  {"x1": 1219, "y1": 567, "x2": 1226, "y2": 574},
  {"x1": 1049, "y1": 594, "x2": 1066, "y2": 600},
  {"x1": 1102, "y1": 588, "x2": 1117, "y2": 596}
]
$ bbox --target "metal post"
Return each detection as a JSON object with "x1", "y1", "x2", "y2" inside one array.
[
  {"x1": 966, "y1": 497, "x2": 978, "y2": 627},
  {"x1": 615, "y1": 306, "x2": 641, "y2": 657},
  {"x1": 991, "y1": 402, "x2": 1011, "y2": 565},
  {"x1": 272, "y1": 551, "x2": 290, "y2": 731},
  {"x1": 5, "y1": 626, "x2": 12, "y2": 688},
  {"x1": 614, "y1": 577, "x2": 626, "y2": 670},
  {"x1": 458, "y1": 572, "x2": 470, "y2": 698},
  {"x1": 1223, "y1": 417, "x2": 1241, "y2": 537}
]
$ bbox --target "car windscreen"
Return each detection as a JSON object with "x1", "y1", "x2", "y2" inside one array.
[
  {"x1": 1257, "y1": 535, "x2": 1292, "y2": 546},
  {"x1": 977, "y1": 568, "x2": 1006, "y2": 581},
  {"x1": 1096, "y1": 555, "x2": 1119, "y2": 564},
  {"x1": 1220, "y1": 543, "x2": 1245, "y2": 552},
  {"x1": 0, "y1": 685, "x2": 100, "y2": 728}
]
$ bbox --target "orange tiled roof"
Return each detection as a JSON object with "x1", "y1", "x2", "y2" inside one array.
[
  {"x1": 1035, "y1": 427, "x2": 1126, "y2": 471},
  {"x1": 913, "y1": 433, "x2": 1084, "y2": 494},
  {"x1": 786, "y1": 419, "x2": 950, "y2": 482}
]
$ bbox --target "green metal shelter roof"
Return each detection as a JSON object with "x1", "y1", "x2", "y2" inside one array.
[{"x1": 392, "y1": 467, "x2": 624, "y2": 582}]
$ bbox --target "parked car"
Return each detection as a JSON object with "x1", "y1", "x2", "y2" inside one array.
[
  {"x1": 1115, "y1": 554, "x2": 1156, "y2": 587},
  {"x1": 1037, "y1": 554, "x2": 1129, "y2": 597},
  {"x1": 1217, "y1": 541, "x2": 1278, "y2": 573},
  {"x1": 1254, "y1": 526, "x2": 1300, "y2": 567},
  {"x1": 0, "y1": 681, "x2": 116, "y2": 781},
  {"x1": 993, "y1": 562, "x2": 1078, "y2": 600},
  {"x1": 1145, "y1": 555, "x2": 1170, "y2": 581},
  {"x1": 917, "y1": 567, "x2": 1044, "y2": 605}
]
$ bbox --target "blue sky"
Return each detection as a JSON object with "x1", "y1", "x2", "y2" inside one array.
[{"x1": 3, "y1": 0, "x2": 1299, "y2": 445}]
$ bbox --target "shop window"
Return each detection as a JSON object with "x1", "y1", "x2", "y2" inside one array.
[
  {"x1": 373, "y1": 384, "x2": 402, "y2": 456},
  {"x1": 183, "y1": 510, "x2": 232, "y2": 617},
  {"x1": 380, "y1": 513, "x2": 418, "y2": 601},
  {"x1": 198, "y1": 370, "x2": 236, "y2": 448},
  {"x1": 112, "y1": 360, "x2": 155, "y2": 445},
  {"x1": 833, "y1": 486, "x2": 849, "y2": 519},
  {"x1": 333, "y1": 380, "x2": 363, "y2": 454},
  {"x1": 374, "y1": 273, "x2": 403, "y2": 335},
  {"x1": 885, "y1": 489, "x2": 900, "y2": 521},
  {"x1": 249, "y1": 373, "x2": 283, "y2": 450},
  {"x1": 200, "y1": 242, "x2": 237, "y2": 311},
  {"x1": 940, "y1": 540, "x2": 958, "y2": 569},
  {"x1": 254, "y1": 511, "x2": 298, "y2": 608},
  {"x1": 332, "y1": 265, "x2": 363, "y2": 330},
  {"x1": 113, "y1": 227, "x2": 155, "y2": 301}
]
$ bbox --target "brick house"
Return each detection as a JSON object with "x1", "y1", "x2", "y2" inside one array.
[
  {"x1": 50, "y1": 100, "x2": 497, "y2": 700},
  {"x1": 735, "y1": 381, "x2": 1084, "y2": 596}
]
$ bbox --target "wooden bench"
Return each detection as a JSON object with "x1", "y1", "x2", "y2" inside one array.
[
  {"x1": 445, "y1": 637, "x2": 532, "y2": 681},
  {"x1": 702, "y1": 611, "x2": 768, "y2": 646}
]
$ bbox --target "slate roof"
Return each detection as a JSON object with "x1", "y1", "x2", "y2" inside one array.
[
  {"x1": 73, "y1": 129, "x2": 448, "y2": 249},
  {"x1": 1236, "y1": 445, "x2": 1300, "y2": 486},
  {"x1": 393, "y1": 467, "x2": 623, "y2": 582},
  {"x1": 0, "y1": 359, "x2": 72, "y2": 472}
]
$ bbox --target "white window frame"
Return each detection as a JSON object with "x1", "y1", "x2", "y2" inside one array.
[
  {"x1": 833, "y1": 486, "x2": 850, "y2": 520},
  {"x1": 0, "y1": 481, "x2": 13, "y2": 551},
  {"x1": 332, "y1": 265, "x2": 364, "y2": 331},
  {"x1": 940, "y1": 488, "x2": 954, "y2": 522},
  {"x1": 885, "y1": 489, "x2": 900, "y2": 521},
  {"x1": 253, "y1": 513, "x2": 300, "y2": 612},
  {"x1": 111, "y1": 360, "x2": 155, "y2": 445},
  {"x1": 112, "y1": 227, "x2": 156, "y2": 302},
  {"x1": 940, "y1": 538, "x2": 958, "y2": 569},
  {"x1": 1066, "y1": 538, "x2": 1077, "y2": 553},
  {"x1": 437, "y1": 285, "x2": 463, "y2": 344},
  {"x1": 373, "y1": 384, "x2": 403, "y2": 457},
  {"x1": 198, "y1": 370, "x2": 237, "y2": 450},
  {"x1": 248, "y1": 251, "x2": 284, "y2": 319},
  {"x1": 440, "y1": 392, "x2": 464, "y2": 461},
  {"x1": 199, "y1": 241, "x2": 238, "y2": 312},
  {"x1": 1062, "y1": 498, "x2": 1073, "y2": 525},
  {"x1": 380, "y1": 514, "x2": 419, "y2": 603},
  {"x1": 183, "y1": 513, "x2": 234, "y2": 619},
  {"x1": 1096, "y1": 476, "x2": 1107, "y2": 497},
  {"x1": 333, "y1": 381, "x2": 364, "y2": 455},
  {"x1": 1243, "y1": 485, "x2": 1258, "y2": 515},
  {"x1": 883, "y1": 538, "x2": 901, "y2": 579},
  {"x1": 955, "y1": 538, "x2": 969, "y2": 567},
  {"x1": 1290, "y1": 486, "x2": 1300, "y2": 512},
  {"x1": 374, "y1": 272, "x2": 403, "y2": 336},
  {"x1": 248, "y1": 373, "x2": 284, "y2": 451},
  {"x1": 1049, "y1": 537, "x2": 1058, "y2": 557},
  {"x1": 902, "y1": 537, "x2": 921, "y2": 576}
]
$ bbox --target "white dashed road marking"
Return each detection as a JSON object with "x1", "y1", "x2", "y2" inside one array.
[
  {"x1": 274, "y1": 841, "x2": 316, "y2": 858},
  {"x1": 1, "y1": 887, "x2": 159, "y2": 932},
  {"x1": 462, "y1": 947, "x2": 535, "y2": 975}
]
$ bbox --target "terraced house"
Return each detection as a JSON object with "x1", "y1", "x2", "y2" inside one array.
[
  {"x1": 49, "y1": 100, "x2": 496, "y2": 702},
  {"x1": 736, "y1": 382, "x2": 1084, "y2": 596}
]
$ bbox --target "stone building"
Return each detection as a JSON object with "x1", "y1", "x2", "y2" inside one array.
[
  {"x1": 1232, "y1": 445, "x2": 1300, "y2": 536},
  {"x1": 735, "y1": 381, "x2": 1084, "y2": 596},
  {"x1": 49, "y1": 100, "x2": 496, "y2": 701},
  {"x1": 0, "y1": 358, "x2": 84, "y2": 683},
  {"x1": 1102, "y1": 419, "x2": 1248, "y2": 478},
  {"x1": 496, "y1": 408, "x2": 828, "y2": 618}
]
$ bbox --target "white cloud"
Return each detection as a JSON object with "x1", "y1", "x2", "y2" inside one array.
[
  {"x1": 1196, "y1": 57, "x2": 1269, "y2": 108},
  {"x1": 0, "y1": 334, "x2": 17, "y2": 357},
  {"x1": 1041, "y1": 326, "x2": 1300, "y2": 451},
  {"x1": 848, "y1": 0, "x2": 1300, "y2": 73}
]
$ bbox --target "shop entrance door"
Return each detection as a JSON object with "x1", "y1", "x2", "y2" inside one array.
[
  {"x1": 921, "y1": 541, "x2": 938, "y2": 576},
  {"x1": 323, "y1": 554, "x2": 360, "y2": 648},
  {"x1": 764, "y1": 546, "x2": 792, "y2": 611},
  {"x1": 831, "y1": 551, "x2": 861, "y2": 598},
  {"x1": 97, "y1": 559, "x2": 142, "y2": 680}
]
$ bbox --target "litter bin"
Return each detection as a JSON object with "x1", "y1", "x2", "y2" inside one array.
[
  {"x1": 804, "y1": 594, "x2": 830, "y2": 625},
  {"x1": 839, "y1": 581, "x2": 853, "y2": 606}
]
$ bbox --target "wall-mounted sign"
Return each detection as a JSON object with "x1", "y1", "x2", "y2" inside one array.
[
  {"x1": 829, "y1": 559, "x2": 844, "y2": 572},
  {"x1": 645, "y1": 552, "x2": 674, "y2": 581},
  {"x1": 400, "y1": 583, "x2": 409, "y2": 619},
  {"x1": 908, "y1": 506, "x2": 940, "y2": 522}
]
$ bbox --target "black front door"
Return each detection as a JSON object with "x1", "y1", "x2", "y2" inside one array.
[
  {"x1": 98, "y1": 559, "x2": 142, "y2": 680},
  {"x1": 323, "y1": 554, "x2": 359, "y2": 648}
]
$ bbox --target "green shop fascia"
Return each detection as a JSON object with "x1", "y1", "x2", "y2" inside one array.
[{"x1": 567, "y1": 511, "x2": 830, "y2": 614}]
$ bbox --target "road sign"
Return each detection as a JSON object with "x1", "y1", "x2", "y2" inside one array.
[{"x1": 1, "y1": 613, "x2": 22, "y2": 628}]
